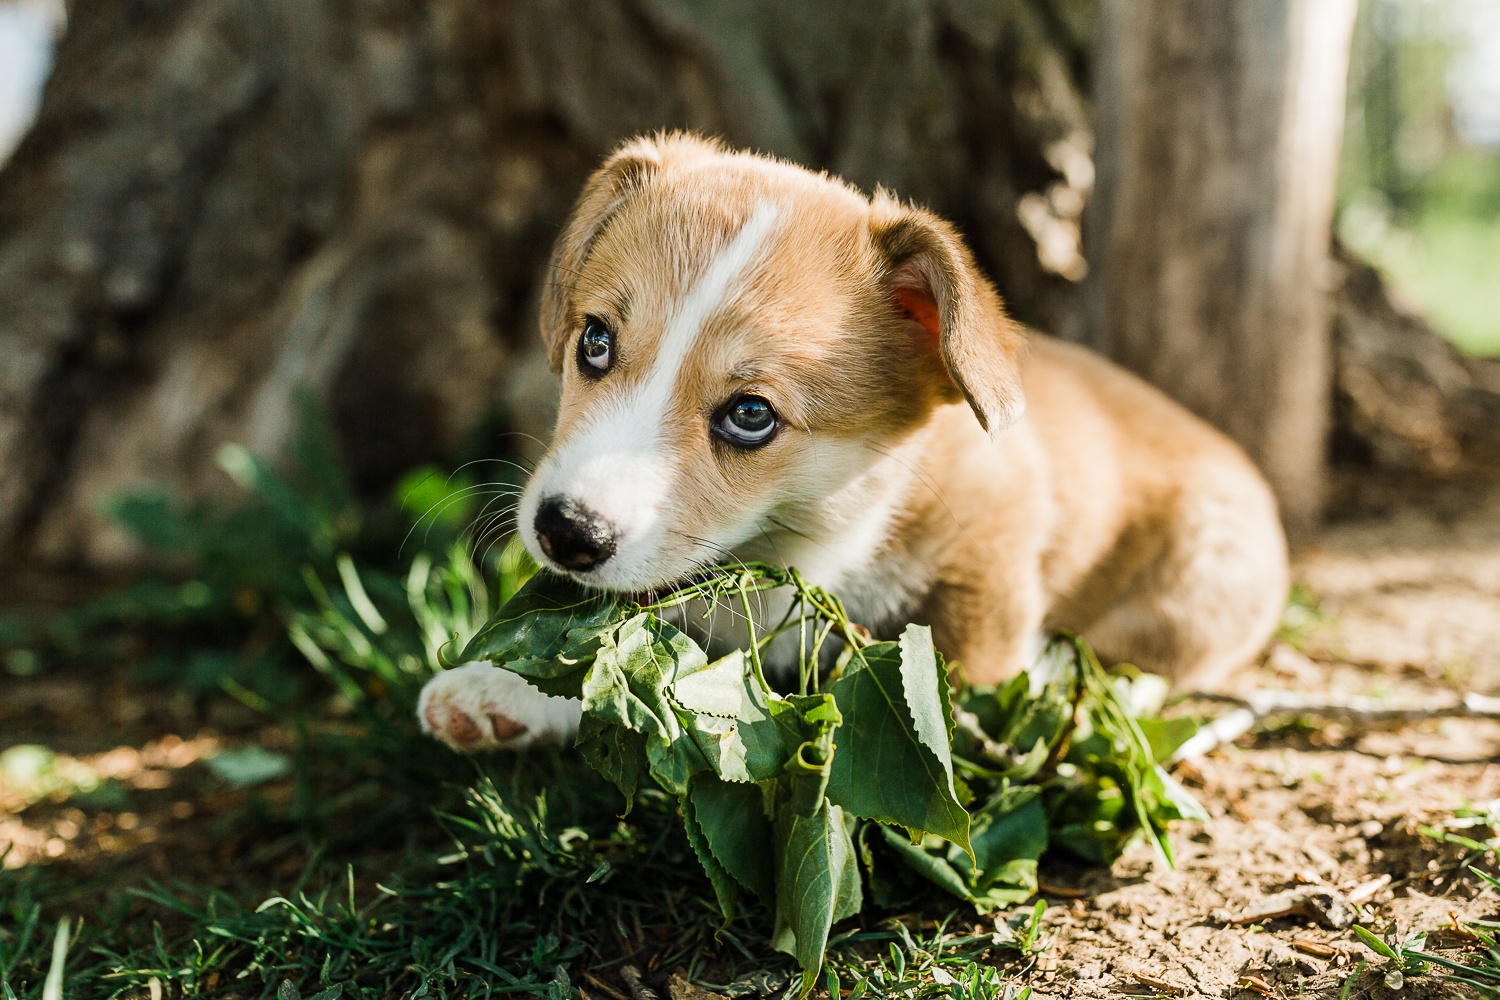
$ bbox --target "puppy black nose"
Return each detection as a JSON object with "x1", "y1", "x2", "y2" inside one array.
[{"x1": 533, "y1": 496, "x2": 617, "y2": 571}]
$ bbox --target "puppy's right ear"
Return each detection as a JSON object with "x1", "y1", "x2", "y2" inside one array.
[{"x1": 539, "y1": 137, "x2": 665, "y2": 372}]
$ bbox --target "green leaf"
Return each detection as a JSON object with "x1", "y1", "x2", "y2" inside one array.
[
  {"x1": 459, "y1": 571, "x2": 619, "y2": 667},
  {"x1": 1353, "y1": 924, "x2": 1399, "y2": 960},
  {"x1": 671, "y1": 650, "x2": 791, "y2": 784},
  {"x1": 575, "y1": 715, "x2": 648, "y2": 812},
  {"x1": 645, "y1": 721, "x2": 713, "y2": 797},
  {"x1": 764, "y1": 692, "x2": 858, "y2": 984},
  {"x1": 875, "y1": 825, "x2": 974, "y2": 903},
  {"x1": 966, "y1": 784, "x2": 1047, "y2": 897},
  {"x1": 970, "y1": 868, "x2": 1041, "y2": 909},
  {"x1": 1134, "y1": 717, "x2": 1200, "y2": 764},
  {"x1": 574, "y1": 613, "x2": 797, "y2": 798},
  {"x1": 826, "y1": 631, "x2": 971, "y2": 862},
  {"x1": 669, "y1": 649, "x2": 747, "y2": 717},
  {"x1": 998, "y1": 738, "x2": 1049, "y2": 782},
  {"x1": 580, "y1": 625, "x2": 649, "y2": 729},
  {"x1": 958, "y1": 672, "x2": 1029, "y2": 743},
  {"x1": 771, "y1": 799, "x2": 861, "y2": 981},
  {"x1": 1142, "y1": 765, "x2": 1209, "y2": 823},
  {"x1": 872, "y1": 784, "x2": 1047, "y2": 911},
  {"x1": 586, "y1": 614, "x2": 708, "y2": 732},
  {"x1": 681, "y1": 787, "x2": 742, "y2": 924},
  {"x1": 684, "y1": 773, "x2": 774, "y2": 903},
  {"x1": 961, "y1": 639, "x2": 1080, "y2": 753},
  {"x1": 897, "y1": 626, "x2": 955, "y2": 765},
  {"x1": 574, "y1": 614, "x2": 716, "y2": 795},
  {"x1": 1021, "y1": 899, "x2": 1048, "y2": 952},
  {"x1": 1044, "y1": 766, "x2": 1134, "y2": 864},
  {"x1": 704, "y1": 697, "x2": 790, "y2": 784}
]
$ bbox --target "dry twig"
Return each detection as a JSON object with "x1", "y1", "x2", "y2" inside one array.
[
  {"x1": 1217, "y1": 886, "x2": 1356, "y2": 929},
  {"x1": 1172, "y1": 689, "x2": 1500, "y2": 761}
]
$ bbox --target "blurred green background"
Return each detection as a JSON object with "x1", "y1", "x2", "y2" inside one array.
[{"x1": 1339, "y1": 0, "x2": 1500, "y2": 357}]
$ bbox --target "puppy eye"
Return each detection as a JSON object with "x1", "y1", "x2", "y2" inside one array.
[
  {"x1": 577, "y1": 317, "x2": 614, "y2": 375},
  {"x1": 716, "y1": 395, "x2": 778, "y2": 448}
]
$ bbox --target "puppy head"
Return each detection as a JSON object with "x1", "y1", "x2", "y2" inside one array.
[{"x1": 520, "y1": 133, "x2": 1026, "y2": 591}]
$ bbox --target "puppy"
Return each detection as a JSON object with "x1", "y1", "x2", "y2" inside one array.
[{"x1": 419, "y1": 133, "x2": 1289, "y2": 752}]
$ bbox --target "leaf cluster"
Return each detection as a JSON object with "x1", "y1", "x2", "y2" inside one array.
[{"x1": 459, "y1": 566, "x2": 1206, "y2": 992}]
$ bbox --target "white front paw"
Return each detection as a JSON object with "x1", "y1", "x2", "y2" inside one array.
[{"x1": 417, "y1": 664, "x2": 582, "y2": 752}]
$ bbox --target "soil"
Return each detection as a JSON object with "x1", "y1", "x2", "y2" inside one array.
[
  {"x1": 4, "y1": 467, "x2": 1500, "y2": 1000},
  {"x1": 1010, "y1": 471, "x2": 1500, "y2": 999}
]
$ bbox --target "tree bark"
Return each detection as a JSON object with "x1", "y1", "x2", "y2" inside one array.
[
  {"x1": 1085, "y1": 0, "x2": 1358, "y2": 537},
  {"x1": 0, "y1": 0, "x2": 1095, "y2": 568}
]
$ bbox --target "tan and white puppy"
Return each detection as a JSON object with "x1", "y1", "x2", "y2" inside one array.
[{"x1": 419, "y1": 133, "x2": 1289, "y2": 752}]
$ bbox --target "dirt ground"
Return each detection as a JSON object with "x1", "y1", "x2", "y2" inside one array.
[
  {"x1": 5, "y1": 469, "x2": 1500, "y2": 999},
  {"x1": 1014, "y1": 473, "x2": 1500, "y2": 998}
]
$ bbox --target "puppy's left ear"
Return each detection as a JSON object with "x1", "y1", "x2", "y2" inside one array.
[
  {"x1": 539, "y1": 137, "x2": 665, "y2": 372},
  {"x1": 869, "y1": 196, "x2": 1027, "y2": 434}
]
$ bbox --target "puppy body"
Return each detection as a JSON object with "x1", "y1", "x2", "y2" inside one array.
[{"x1": 419, "y1": 134, "x2": 1288, "y2": 753}]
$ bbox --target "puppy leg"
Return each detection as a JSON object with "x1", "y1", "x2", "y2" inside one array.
[
  {"x1": 1084, "y1": 484, "x2": 1288, "y2": 692},
  {"x1": 418, "y1": 664, "x2": 582, "y2": 752},
  {"x1": 926, "y1": 564, "x2": 1049, "y2": 686}
]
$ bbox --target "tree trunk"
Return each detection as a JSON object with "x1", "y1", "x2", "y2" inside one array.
[
  {"x1": 1085, "y1": 0, "x2": 1358, "y2": 537},
  {"x1": 0, "y1": 0, "x2": 1094, "y2": 568}
]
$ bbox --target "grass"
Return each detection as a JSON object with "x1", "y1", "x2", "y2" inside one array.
[
  {"x1": 0, "y1": 754, "x2": 1057, "y2": 1000},
  {"x1": 1, "y1": 755, "x2": 745, "y2": 999},
  {"x1": 817, "y1": 909, "x2": 1042, "y2": 1000}
]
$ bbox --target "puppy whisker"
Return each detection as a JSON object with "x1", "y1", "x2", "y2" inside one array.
[{"x1": 400, "y1": 483, "x2": 522, "y2": 556}]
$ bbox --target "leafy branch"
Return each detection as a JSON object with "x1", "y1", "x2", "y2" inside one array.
[{"x1": 456, "y1": 562, "x2": 1207, "y2": 993}]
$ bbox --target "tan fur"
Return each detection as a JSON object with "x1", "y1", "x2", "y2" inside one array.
[{"x1": 526, "y1": 132, "x2": 1288, "y2": 691}]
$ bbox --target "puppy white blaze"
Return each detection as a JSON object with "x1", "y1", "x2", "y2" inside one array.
[
  {"x1": 525, "y1": 202, "x2": 782, "y2": 587},
  {"x1": 640, "y1": 201, "x2": 782, "y2": 413}
]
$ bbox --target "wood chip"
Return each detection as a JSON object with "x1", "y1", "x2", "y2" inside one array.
[
  {"x1": 620, "y1": 966, "x2": 660, "y2": 1000},
  {"x1": 1446, "y1": 910, "x2": 1485, "y2": 942},
  {"x1": 667, "y1": 970, "x2": 727, "y2": 1000},
  {"x1": 1237, "y1": 975, "x2": 1276, "y2": 997},
  {"x1": 1345, "y1": 874, "x2": 1391, "y2": 903},
  {"x1": 1293, "y1": 937, "x2": 1336, "y2": 959},
  {"x1": 1129, "y1": 971, "x2": 1183, "y2": 995},
  {"x1": 1036, "y1": 879, "x2": 1086, "y2": 898}
]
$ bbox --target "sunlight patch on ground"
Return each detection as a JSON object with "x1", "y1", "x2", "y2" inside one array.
[{"x1": 0, "y1": 733, "x2": 221, "y2": 867}]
